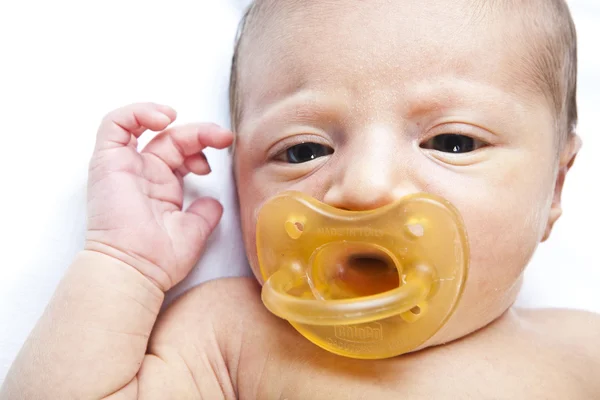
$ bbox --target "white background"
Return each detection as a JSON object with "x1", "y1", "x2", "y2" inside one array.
[{"x1": 0, "y1": 0, "x2": 598, "y2": 385}]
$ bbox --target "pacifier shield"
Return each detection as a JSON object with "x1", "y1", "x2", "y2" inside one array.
[{"x1": 257, "y1": 191, "x2": 469, "y2": 359}]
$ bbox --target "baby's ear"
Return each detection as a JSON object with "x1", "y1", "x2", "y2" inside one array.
[{"x1": 542, "y1": 134, "x2": 582, "y2": 242}]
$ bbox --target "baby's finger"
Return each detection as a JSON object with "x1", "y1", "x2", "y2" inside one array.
[
  {"x1": 95, "y1": 103, "x2": 177, "y2": 151},
  {"x1": 185, "y1": 197, "x2": 224, "y2": 239},
  {"x1": 172, "y1": 153, "x2": 210, "y2": 186},
  {"x1": 141, "y1": 123, "x2": 233, "y2": 171},
  {"x1": 128, "y1": 135, "x2": 139, "y2": 149},
  {"x1": 173, "y1": 153, "x2": 211, "y2": 187},
  {"x1": 178, "y1": 153, "x2": 211, "y2": 177}
]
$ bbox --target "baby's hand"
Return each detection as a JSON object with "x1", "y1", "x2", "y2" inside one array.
[{"x1": 85, "y1": 103, "x2": 233, "y2": 291}]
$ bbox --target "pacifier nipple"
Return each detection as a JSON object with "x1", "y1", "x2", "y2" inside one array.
[
  {"x1": 309, "y1": 242, "x2": 400, "y2": 300},
  {"x1": 256, "y1": 191, "x2": 469, "y2": 359}
]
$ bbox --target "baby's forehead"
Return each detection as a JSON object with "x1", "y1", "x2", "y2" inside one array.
[{"x1": 237, "y1": 0, "x2": 553, "y2": 119}]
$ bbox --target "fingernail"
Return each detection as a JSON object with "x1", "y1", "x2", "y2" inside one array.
[
  {"x1": 156, "y1": 104, "x2": 177, "y2": 119},
  {"x1": 218, "y1": 126, "x2": 233, "y2": 135},
  {"x1": 156, "y1": 113, "x2": 172, "y2": 125}
]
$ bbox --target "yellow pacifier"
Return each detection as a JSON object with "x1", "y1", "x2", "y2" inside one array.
[{"x1": 256, "y1": 191, "x2": 469, "y2": 359}]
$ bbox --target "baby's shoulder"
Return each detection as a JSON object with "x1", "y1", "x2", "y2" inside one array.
[
  {"x1": 511, "y1": 307, "x2": 600, "y2": 381},
  {"x1": 513, "y1": 307, "x2": 600, "y2": 348},
  {"x1": 157, "y1": 277, "x2": 265, "y2": 336},
  {"x1": 144, "y1": 278, "x2": 269, "y2": 398},
  {"x1": 447, "y1": 307, "x2": 600, "y2": 398}
]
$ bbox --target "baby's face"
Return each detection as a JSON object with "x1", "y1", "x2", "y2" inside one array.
[{"x1": 233, "y1": 1, "x2": 565, "y2": 344}]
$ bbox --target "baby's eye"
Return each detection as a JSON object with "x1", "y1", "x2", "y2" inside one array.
[
  {"x1": 421, "y1": 134, "x2": 487, "y2": 154},
  {"x1": 277, "y1": 142, "x2": 334, "y2": 164}
]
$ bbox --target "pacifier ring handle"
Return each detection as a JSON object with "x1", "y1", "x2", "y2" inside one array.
[{"x1": 261, "y1": 264, "x2": 433, "y2": 326}]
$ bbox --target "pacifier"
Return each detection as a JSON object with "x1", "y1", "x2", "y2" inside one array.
[{"x1": 256, "y1": 191, "x2": 469, "y2": 359}]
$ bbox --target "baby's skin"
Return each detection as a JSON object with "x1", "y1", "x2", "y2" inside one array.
[
  {"x1": 1, "y1": 103, "x2": 599, "y2": 400},
  {"x1": 3, "y1": 1, "x2": 600, "y2": 397}
]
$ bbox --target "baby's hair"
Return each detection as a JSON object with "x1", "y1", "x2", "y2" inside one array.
[{"x1": 229, "y1": 0, "x2": 578, "y2": 151}]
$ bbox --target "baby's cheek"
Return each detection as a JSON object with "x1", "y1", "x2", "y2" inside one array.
[
  {"x1": 240, "y1": 211, "x2": 262, "y2": 282},
  {"x1": 237, "y1": 200, "x2": 263, "y2": 283},
  {"x1": 460, "y1": 180, "x2": 551, "y2": 296}
]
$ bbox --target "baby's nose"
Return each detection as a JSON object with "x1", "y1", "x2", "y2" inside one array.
[
  {"x1": 324, "y1": 175, "x2": 397, "y2": 211},
  {"x1": 323, "y1": 155, "x2": 416, "y2": 211},
  {"x1": 323, "y1": 124, "x2": 418, "y2": 211}
]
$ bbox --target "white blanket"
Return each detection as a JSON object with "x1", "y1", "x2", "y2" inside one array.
[{"x1": 1, "y1": 0, "x2": 598, "y2": 385}]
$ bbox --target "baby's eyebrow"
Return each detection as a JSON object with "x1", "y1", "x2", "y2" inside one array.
[
  {"x1": 403, "y1": 78, "x2": 525, "y2": 116},
  {"x1": 399, "y1": 78, "x2": 542, "y2": 131},
  {"x1": 241, "y1": 89, "x2": 347, "y2": 139}
]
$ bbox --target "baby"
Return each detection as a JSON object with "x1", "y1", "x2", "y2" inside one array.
[{"x1": 2, "y1": 0, "x2": 600, "y2": 398}]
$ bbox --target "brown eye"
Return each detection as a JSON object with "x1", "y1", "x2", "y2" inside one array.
[
  {"x1": 282, "y1": 142, "x2": 334, "y2": 164},
  {"x1": 421, "y1": 134, "x2": 486, "y2": 154}
]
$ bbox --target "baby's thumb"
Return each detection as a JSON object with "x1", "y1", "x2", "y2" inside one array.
[{"x1": 185, "y1": 197, "x2": 224, "y2": 243}]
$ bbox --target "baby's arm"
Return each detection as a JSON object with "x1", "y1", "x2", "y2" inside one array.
[
  {"x1": 0, "y1": 103, "x2": 234, "y2": 399},
  {"x1": 1, "y1": 252, "x2": 236, "y2": 399},
  {"x1": 1, "y1": 251, "x2": 166, "y2": 398}
]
